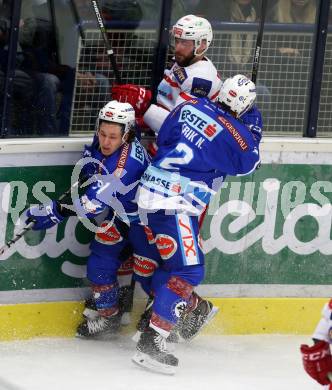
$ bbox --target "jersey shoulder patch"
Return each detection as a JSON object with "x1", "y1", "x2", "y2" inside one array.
[
  {"x1": 190, "y1": 77, "x2": 212, "y2": 98},
  {"x1": 173, "y1": 67, "x2": 188, "y2": 85}
]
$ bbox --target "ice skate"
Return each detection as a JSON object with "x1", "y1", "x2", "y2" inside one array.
[
  {"x1": 178, "y1": 299, "x2": 219, "y2": 341},
  {"x1": 76, "y1": 313, "x2": 121, "y2": 339},
  {"x1": 132, "y1": 327, "x2": 178, "y2": 375}
]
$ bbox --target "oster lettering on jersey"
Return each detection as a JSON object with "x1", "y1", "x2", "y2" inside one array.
[
  {"x1": 173, "y1": 67, "x2": 188, "y2": 85},
  {"x1": 179, "y1": 105, "x2": 223, "y2": 141},
  {"x1": 217, "y1": 116, "x2": 248, "y2": 151}
]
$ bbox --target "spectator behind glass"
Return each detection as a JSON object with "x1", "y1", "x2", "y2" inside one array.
[
  {"x1": 224, "y1": 0, "x2": 271, "y2": 114},
  {"x1": 268, "y1": 0, "x2": 317, "y2": 24},
  {"x1": 0, "y1": 16, "x2": 37, "y2": 136},
  {"x1": 267, "y1": 0, "x2": 317, "y2": 58},
  {"x1": 19, "y1": 0, "x2": 111, "y2": 136}
]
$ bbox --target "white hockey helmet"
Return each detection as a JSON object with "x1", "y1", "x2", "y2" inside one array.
[
  {"x1": 217, "y1": 74, "x2": 256, "y2": 117},
  {"x1": 97, "y1": 100, "x2": 135, "y2": 138},
  {"x1": 172, "y1": 15, "x2": 213, "y2": 56}
]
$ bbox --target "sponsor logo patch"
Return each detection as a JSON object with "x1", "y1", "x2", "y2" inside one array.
[
  {"x1": 173, "y1": 67, "x2": 188, "y2": 85},
  {"x1": 95, "y1": 220, "x2": 123, "y2": 245},
  {"x1": 179, "y1": 106, "x2": 222, "y2": 141},
  {"x1": 190, "y1": 77, "x2": 212, "y2": 98},
  {"x1": 155, "y1": 234, "x2": 177, "y2": 260},
  {"x1": 133, "y1": 254, "x2": 158, "y2": 277},
  {"x1": 177, "y1": 215, "x2": 199, "y2": 265},
  {"x1": 118, "y1": 256, "x2": 134, "y2": 276},
  {"x1": 173, "y1": 27, "x2": 183, "y2": 37},
  {"x1": 217, "y1": 116, "x2": 248, "y2": 151}
]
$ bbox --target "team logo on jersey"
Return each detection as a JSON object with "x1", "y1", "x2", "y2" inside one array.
[
  {"x1": 173, "y1": 67, "x2": 188, "y2": 85},
  {"x1": 217, "y1": 116, "x2": 248, "y2": 151},
  {"x1": 144, "y1": 226, "x2": 156, "y2": 244},
  {"x1": 155, "y1": 234, "x2": 177, "y2": 260},
  {"x1": 133, "y1": 254, "x2": 158, "y2": 277},
  {"x1": 95, "y1": 220, "x2": 123, "y2": 245},
  {"x1": 171, "y1": 299, "x2": 188, "y2": 319}
]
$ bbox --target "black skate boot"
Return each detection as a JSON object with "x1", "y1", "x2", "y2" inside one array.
[
  {"x1": 132, "y1": 327, "x2": 178, "y2": 375},
  {"x1": 178, "y1": 299, "x2": 219, "y2": 341},
  {"x1": 76, "y1": 313, "x2": 121, "y2": 339},
  {"x1": 82, "y1": 297, "x2": 98, "y2": 320}
]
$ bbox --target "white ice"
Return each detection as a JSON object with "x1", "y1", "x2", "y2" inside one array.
[{"x1": 0, "y1": 335, "x2": 321, "y2": 390}]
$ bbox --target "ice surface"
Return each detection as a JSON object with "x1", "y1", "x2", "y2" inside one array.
[{"x1": 0, "y1": 335, "x2": 320, "y2": 390}]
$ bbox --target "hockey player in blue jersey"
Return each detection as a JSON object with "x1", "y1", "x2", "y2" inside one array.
[
  {"x1": 25, "y1": 100, "x2": 151, "y2": 337},
  {"x1": 132, "y1": 74, "x2": 263, "y2": 374}
]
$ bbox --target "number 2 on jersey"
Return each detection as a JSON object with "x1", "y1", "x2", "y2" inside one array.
[{"x1": 158, "y1": 143, "x2": 193, "y2": 169}]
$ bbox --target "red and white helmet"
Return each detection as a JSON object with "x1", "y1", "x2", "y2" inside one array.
[
  {"x1": 97, "y1": 100, "x2": 135, "y2": 136},
  {"x1": 172, "y1": 15, "x2": 213, "y2": 56},
  {"x1": 217, "y1": 74, "x2": 256, "y2": 117}
]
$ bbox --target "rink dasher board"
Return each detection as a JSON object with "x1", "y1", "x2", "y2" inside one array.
[{"x1": 0, "y1": 137, "x2": 331, "y2": 340}]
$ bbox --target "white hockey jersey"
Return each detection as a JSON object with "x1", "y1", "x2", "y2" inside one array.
[{"x1": 144, "y1": 57, "x2": 222, "y2": 132}]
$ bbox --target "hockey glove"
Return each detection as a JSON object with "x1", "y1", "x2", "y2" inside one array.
[
  {"x1": 26, "y1": 201, "x2": 65, "y2": 230},
  {"x1": 111, "y1": 84, "x2": 152, "y2": 117},
  {"x1": 241, "y1": 106, "x2": 263, "y2": 143},
  {"x1": 301, "y1": 340, "x2": 332, "y2": 385}
]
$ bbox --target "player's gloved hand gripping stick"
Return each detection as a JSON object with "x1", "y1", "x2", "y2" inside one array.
[{"x1": 0, "y1": 180, "x2": 80, "y2": 256}]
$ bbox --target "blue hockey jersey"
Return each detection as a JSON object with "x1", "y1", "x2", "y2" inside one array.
[
  {"x1": 75, "y1": 136, "x2": 149, "y2": 223},
  {"x1": 137, "y1": 98, "x2": 261, "y2": 215}
]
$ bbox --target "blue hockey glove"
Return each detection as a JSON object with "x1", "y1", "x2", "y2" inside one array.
[
  {"x1": 241, "y1": 106, "x2": 263, "y2": 142},
  {"x1": 26, "y1": 201, "x2": 65, "y2": 230}
]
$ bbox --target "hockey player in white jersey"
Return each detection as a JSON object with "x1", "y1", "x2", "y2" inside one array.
[
  {"x1": 112, "y1": 14, "x2": 222, "y2": 136},
  {"x1": 301, "y1": 300, "x2": 332, "y2": 388}
]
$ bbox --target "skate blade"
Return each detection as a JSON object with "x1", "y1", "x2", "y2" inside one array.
[
  {"x1": 132, "y1": 351, "x2": 176, "y2": 375},
  {"x1": 184, "y1": 305, "x2": 220, "y2": 342},
  {"x1": 75, "y1": 329, "x2": 119, "y2": 340},
  {"x1": 132, "y1": 331, "x2": 142, "y2": 343}
]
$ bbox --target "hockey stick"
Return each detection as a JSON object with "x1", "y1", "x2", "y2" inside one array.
[
  {"x1": 251, "y1": 0, "x2": 267, "y2": 83},
  {"x1": 90, "y1": 0, "x2": 122, "y2": 84},
  {"x1": 0, "y1": 180, "x2": 81, "y2": 256}
]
